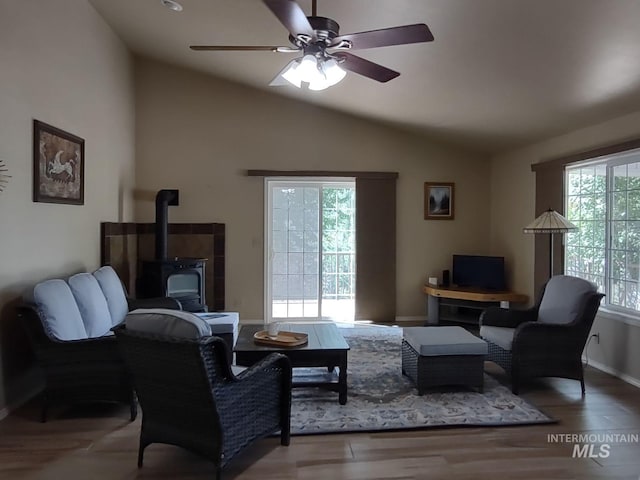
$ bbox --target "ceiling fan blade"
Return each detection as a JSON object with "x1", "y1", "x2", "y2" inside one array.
[
  {"x1": 331, "y1": 24, "x2": 434, "y2": 50},
  {"x1": 335, "y1": 52, "x2": 400, "y2": 83},
  {"x1": 190, "y1": 45, "x2": 300, "y2": 52},
  {"x1": 263, "y1": 0, "x2": 315, "y2": 39}
]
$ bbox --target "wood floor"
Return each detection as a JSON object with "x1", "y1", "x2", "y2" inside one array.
[{"x1": 1, "y1": 365, "x2": 639, "y2": 479}]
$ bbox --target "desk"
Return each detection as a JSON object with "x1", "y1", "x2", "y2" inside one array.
[{"x1": 423, "y1": 285, "x2": 528, "y2": 325}]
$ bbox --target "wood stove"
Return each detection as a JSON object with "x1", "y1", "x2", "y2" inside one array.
[
  {"x1": 138, "y1": 189, "x2": 208, "y2": 312},
  {"x1": 139, "y1": 257, "x2": 206, "y2": 312}
]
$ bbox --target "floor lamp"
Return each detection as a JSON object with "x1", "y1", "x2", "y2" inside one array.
[{"x1": 523, "y1": 208, "x2": 577, "y2": 279}]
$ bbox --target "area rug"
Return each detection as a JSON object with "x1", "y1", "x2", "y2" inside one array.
[{"x1": 289, "y1": 325, "x2": 555, "y2": 435}]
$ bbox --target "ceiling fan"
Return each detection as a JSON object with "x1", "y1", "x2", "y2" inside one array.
[{"x1": 190, "y1": 0, "x2": 434, "y2": 90}]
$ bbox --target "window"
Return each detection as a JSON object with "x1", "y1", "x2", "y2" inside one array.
[{"x1": 565, "y1": 149, "x2": 640, "y2": 314}]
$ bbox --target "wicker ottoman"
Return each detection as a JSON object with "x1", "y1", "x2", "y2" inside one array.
[{"x1": 402, "y1": 326, "x2": 487, "y2": 394}]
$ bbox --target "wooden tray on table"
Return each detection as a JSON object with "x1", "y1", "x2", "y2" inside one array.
[{"x1": 253, "y1": 330, "x2": 308, "y2": 348}]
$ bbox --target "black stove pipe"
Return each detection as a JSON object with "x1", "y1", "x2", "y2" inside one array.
[{"x1": 155, "y1": 189, "x2": 179, "y2": 260}]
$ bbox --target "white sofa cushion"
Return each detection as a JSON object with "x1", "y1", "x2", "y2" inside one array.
[
  {"x1": 33, "y1": 279, "x2": 87, "y2": 341},
  {"x1": 538, "y1": 275, "x2": 597, "y2": 325},
  {"x1": 68, "y1": 273, "x2": 113, "y2": 338},
  {"x1": 93, "y1": 266, "x2": 130, "y2": 327},
  {"x1": 126, "y1": 309, "x2": 212, "y2": 339}
]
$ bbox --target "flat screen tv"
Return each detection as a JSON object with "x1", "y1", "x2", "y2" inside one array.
[{"x1": 452, "y1": 254, "x2": 506, "y2": 290}]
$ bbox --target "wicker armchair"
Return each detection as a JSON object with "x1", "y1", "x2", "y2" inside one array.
[
  {"x1": 480, "y1": 275, "x2": 604, "y2": 395},
  {"x1": 113, "y1": 311, "x2": 292, "y2": 480}
]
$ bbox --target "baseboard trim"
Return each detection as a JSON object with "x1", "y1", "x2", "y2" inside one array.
[
  {"x1": 395, "y1": 316, "x2": 427, "y2": 323},
  {"x1": 582, "y1": 356, "x2": 640, "y2": 389},
  {"x1": 240, "y1": 319, "x2": 264, "y2": 325}
]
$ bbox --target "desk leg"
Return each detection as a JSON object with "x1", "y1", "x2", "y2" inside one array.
[{"x1": 426, "y1": 294, "x2": 439, "y2": 325}]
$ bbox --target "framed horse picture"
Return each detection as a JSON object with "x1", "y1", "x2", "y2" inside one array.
[{"x1": 33, "y1": 120, "x2": 84, "y2": 205}]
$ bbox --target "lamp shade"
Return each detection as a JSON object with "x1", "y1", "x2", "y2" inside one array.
[
  {"x1": 523, "y1": 208, "x2": 577, "y2": 234},
  {"x1": 295, "y1": 55, "x2": 319, "y2": 83},
  {"x1": 322, "y1": 59, "x2": 347, "y2": 86},
  {"x1": 281, "y1": 60, "x2": 302, "y2": 88},
  {"x1": 309, "y1": 59, "x2": 347, "y2": 91}
]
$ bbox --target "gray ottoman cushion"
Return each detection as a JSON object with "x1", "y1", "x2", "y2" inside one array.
[{"x1": 403, "y1": 326, "x2": 487, "y2": 356}]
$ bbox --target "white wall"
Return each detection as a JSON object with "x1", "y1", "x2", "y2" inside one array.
[
  {"x1": 490, "y1": 111, "x2": 640, "y2": 385},
  {"x1": 0, "y1": 0, "x2": 136, "y2": 412},
  {"x1": 134, "y1": 58, "x2": 492, "y2": 321}
]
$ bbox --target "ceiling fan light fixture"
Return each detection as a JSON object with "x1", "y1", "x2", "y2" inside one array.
[
  {"x1": 308, "y1": 58, "x2": 346, "y2": 90},
  {"x1": 280, "y1": 56, "x2": 347, "y2": 90},
  {"x1": 308, "y1": 76, "x2": 330, "y2": 91},
  {"x1": 281, "y1": 60, "x2": 303, "y2": 88},
  {"x1": 321, "y1": 59, "x2": 346, "y2": 86},
  {"x1": 295, "y1": 55, "x2": 320, "y2": 83}
]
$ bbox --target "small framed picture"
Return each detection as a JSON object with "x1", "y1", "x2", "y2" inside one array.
[
  {"x1": 33, "y1": 120, "x2": 84, "y2": 205},
  {"x1": 424, "y1": 182, "x2": 454, "y2": 220}
]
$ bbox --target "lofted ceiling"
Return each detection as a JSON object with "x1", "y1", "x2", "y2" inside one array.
[{"x1": 89, "y1": 0, "x2": 640, "y2": 154}]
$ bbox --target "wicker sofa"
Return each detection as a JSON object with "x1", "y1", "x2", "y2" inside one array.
[{"x1": 18, "y1": 266, "x2": 180, "y2": 421}]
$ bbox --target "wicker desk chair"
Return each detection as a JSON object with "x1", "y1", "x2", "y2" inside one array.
[
  {"x1": 480, "y1": 275, "x2": 604, "y2": 395},
  {"x1": 113, "y1": 310, "x2": 292, "y2": 480}
]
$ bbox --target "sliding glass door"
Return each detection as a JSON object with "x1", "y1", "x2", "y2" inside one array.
[{"x1": 265, "y1": 179, "x2": 355, "y2": 322}]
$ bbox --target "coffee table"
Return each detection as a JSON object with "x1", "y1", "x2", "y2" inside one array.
[{"x1": 234, "y1": 323, "x2": 350, "y2": 405}]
